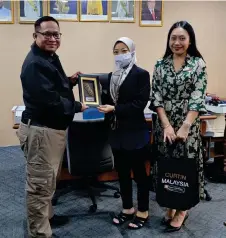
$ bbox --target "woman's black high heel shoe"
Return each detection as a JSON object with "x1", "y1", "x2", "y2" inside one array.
[
  {"x1": 164, "y1": 213, "x2": 189, "y2": 233},
  {"x1": 112, "y1": 212, "x2": 135, "y2": 226}
]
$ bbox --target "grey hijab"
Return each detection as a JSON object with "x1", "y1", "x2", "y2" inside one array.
[{"x1": 110, "y1": 37, "x2": 137, "y2": 104}]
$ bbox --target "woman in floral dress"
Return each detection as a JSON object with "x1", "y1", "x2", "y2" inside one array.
[{"x1": 150, "y1": 21, "x2": 207, "y2": 232}]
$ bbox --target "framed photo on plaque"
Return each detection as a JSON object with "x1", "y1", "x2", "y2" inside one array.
[{"x1": 78, "y1": 74, "x2": 102, "y2": 107}]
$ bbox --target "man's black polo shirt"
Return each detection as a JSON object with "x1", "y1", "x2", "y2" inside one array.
[{"x1": 20, "y1": 43, "x2": 82, "y2": 130}]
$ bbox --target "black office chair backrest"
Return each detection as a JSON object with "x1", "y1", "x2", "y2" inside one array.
[
  {"x1": 66, "y1": 120, "x2": 114, "y2": 176},
  {"x1": 98, "y1": 73, "x2": 109, "y2": 92},
  {"x1": 86, "y1": 73, "x2": 109, "y2": 92}
]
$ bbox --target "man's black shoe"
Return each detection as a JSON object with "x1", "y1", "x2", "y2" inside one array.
[{"x1": 49, "y1": 215, "x2": 69, "y2": 227}]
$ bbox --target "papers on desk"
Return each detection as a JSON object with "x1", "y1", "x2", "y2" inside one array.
[
  {"x1": 205, "y1": 114, "x2": 225, "y2": 137},
  {"x1": 144, "y1": 102, "x2": 155, "y2": 119},
  {"x1": 12, "y1": 106, "x2": 25, "y2": 125},
  {"x1": 206, "y1": 104, "x2": 226, "y2": 114},
  {"x1": 205, "y1": 104, "x2": 226, "y2": 137}
]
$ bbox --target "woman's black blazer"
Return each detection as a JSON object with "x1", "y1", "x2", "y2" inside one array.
[{"x1": 102, "y1": 64, "x2": 151, "y2": 131}]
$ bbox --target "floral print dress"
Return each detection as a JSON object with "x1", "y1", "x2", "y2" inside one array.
[{"x1": 150, "y1": 55, "x2": 207, "y2": 198}]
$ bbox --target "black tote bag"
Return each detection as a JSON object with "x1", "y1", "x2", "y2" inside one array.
[{"x1": 156, "y1": 142, "x2": 200, "y2": 210}]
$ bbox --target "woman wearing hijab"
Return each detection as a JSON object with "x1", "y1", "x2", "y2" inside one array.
[{"x1": 98, "y1": 37, "x2": 150, "y2": 229}]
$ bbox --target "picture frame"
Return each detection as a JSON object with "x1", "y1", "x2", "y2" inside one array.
[
  {"x1": 79, "y1": 0, "x2": 109, "y2": 22},
  {"x1": 47, "y1": 0, "x2": 78, "y2": 22},
  {"x1": 0, "y1": 0, "x2": 14, "y2": 24},
  {"x1": 78, "y1": 74, "x2": 102, "y2": 107},
  {"x1": 18, "y1": 0, "x2": 44, "y2": 24},
  {"x1": 110, "y1": 0, "x2": 135, "y2": 23},
  {"x1": 139, "y1": 0, "x2": 163, "y2": 27}
]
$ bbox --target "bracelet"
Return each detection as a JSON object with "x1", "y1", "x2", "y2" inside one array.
[
  {"x1": 162, "y1": 124, "x2": 170, "y2": 129},
  {"x1": 183, "y1": 120, "x2": 192, "y2": 127}
]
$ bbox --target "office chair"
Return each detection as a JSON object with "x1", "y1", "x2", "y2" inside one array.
[{"x1": 53, "y1": 118, "x2": 120, "y2": 213}]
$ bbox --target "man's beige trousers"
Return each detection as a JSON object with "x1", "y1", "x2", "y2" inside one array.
[{"x1": 17, "y1": 122, "x2": 66, "y2": 238}]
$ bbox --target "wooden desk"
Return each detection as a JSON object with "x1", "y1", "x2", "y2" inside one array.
[
  {"x1": 12, "y1": 115, "x2": 217, "y2": 182},
  {"x1": 12, "y1": 115, "x2": 217, "y2": 131},
  {"x1": 60, "y1": 115, "x2": 217, "y2": 182}
]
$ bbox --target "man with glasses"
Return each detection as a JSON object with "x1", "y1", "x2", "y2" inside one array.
[{"x1": 17, "y1": 16, "x2": 88, "y2": 238}]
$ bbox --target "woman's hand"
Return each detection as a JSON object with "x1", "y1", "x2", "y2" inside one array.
[
  {"x1": 164, "y1": 125, "x2": 177, "y2": 144},
  {"x1": 176, "y1": 124, "x2": 190, "y2": 142},
  {"x1": 97, "y1": 105, "x2": 115, "y2": 113}
]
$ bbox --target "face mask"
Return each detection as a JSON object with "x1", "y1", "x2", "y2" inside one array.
[{"x1": 114, "y1": 52, "x2": 132, "y2": 69}]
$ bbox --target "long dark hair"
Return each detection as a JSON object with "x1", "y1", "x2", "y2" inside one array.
[{"x1": 163, "y1": 21, "x2": 204, "y2": 60}]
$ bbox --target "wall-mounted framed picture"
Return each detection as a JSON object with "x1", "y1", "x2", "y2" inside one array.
[
  {"x1": 18, "y1": 0, "x2": 44, "y2": 24},
  {"x1": 140, "y1": 0, "x2": 163, "y2": 27},
  {"x1": 110, "y1": 0, "x2": 135, "y2": 23},
  {"x1": 0, "y1": 0, "x2": 14, "y2": 23},
  {"x1": 47, "y1": 0, "x2": 78, "y2": 21},
  {"x1": 79, "y1": 0, "x2": 109, "y2": 22}
]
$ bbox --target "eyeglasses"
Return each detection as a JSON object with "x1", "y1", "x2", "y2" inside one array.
[{"x1": 36, "y1": 31, "x2": 62, "y2": 39}]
